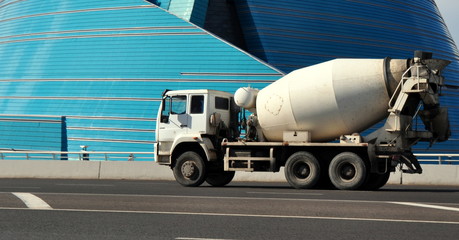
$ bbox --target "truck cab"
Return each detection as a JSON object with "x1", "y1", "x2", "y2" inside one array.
[{"x1": 155, "y1": 89, "x2": 237, "y2": 165}]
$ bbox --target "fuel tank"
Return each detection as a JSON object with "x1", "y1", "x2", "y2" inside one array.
[{"x1": 253, "y1": 58, "x2": 409, "y2": 142}]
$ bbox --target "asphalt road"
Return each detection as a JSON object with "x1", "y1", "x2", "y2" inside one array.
[{"x1": 0, "y1": 179, "x2": 458, "y2": 240}]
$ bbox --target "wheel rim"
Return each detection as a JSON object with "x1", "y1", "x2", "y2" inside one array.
[
  {"x1": 181, "y1": 160, "x2": 197, "y2": 179},
  {"x1": 339, "y1": 163, "x2": 356, "y2": 181},
  {"x1": 293, "y1": 162, "x2": 311, "y2": 179}
]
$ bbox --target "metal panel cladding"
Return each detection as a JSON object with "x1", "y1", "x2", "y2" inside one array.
[
  {"x1": 0, "y1": 0, "x2": 283, "y2": 157},
  {"x1": 233, "y1": 0, "x2": 459, "y2": 153},
  {"x1": 1, "y1": 0, "x2": 458, "y2": 157}
]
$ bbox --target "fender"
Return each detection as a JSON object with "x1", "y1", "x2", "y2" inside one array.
[{"x1": 156, "y1": 133, "x2": 218, "y2": 165}]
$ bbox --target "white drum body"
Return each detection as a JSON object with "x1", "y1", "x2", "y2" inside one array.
[{"x1": 255, "y1": 58, "x2": 407, "y2": 141}]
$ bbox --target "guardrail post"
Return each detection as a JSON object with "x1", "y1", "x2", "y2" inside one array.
[
  {"x1": 438, "y1": 155, "x2": 442, "y2": 165},
  {"x1": 80, "y1": 145, "x2": 89, "y2": 161},
  {"x1": 128, "y1": 154, "x2": 135, "y2": 161}
]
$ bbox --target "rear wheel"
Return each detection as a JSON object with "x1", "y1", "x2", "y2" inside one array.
[
  {"x1": 284, "y1": 151, "x2": 320, "y2": 189},
  {"x1": 328, "y1": 152, "x2": 367, "y2": 190},
  {"x1": 362, "y1": 171, "x2": 390, "y2": 190},
  {"x1": 173, "y1": 151, "x2": 207, "y2": 187},
  {"x1": 206, "y1": 171, "x2": 235, "y2": 187}
]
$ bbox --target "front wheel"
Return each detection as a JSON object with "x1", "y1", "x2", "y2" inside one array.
[
  {"x1": 284, "y1": 151, "x2": 320, "y2": 189},
  {"x1": 173, "y1": 151, "x2": 207, "y2": 187},
  {"x1": 328, "y1": 152, "x2": 367, "y2": 190}
]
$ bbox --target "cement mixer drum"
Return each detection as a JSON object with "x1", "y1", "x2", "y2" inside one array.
[{"x1": 256, "y1": 58, "x2": 408, "y2": 142}]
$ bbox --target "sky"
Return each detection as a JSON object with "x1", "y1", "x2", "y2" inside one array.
[{"x1": 435, "y1": 0, "x2": 459, "y2": 48}]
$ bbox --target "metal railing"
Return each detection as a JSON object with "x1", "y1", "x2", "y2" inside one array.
[
  {"x1": 0, "y1": 151, "x2": 458, "y2": 164},
  {"x1": 415, "y1": 153, "x2": 459, "y2": 165},
  {"x1": 0, "y1": 151, "x2": 155, "y2": 161}
]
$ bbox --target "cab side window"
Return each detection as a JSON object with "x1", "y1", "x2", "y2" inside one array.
[
  {"x1": 215, "y1": 97, "x2": 229, "y2": 110},
  {"x1": 171, "y1": 95, "x2": 187, "y2": 114},
  {"x1": 190, "y1": 95, "x2": 204, "y2": 114}
]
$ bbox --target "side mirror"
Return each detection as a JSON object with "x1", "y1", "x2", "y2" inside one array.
[
  {"x1": 160, "y1": 115, "x2": 169, "y2": 123},
  {"x1": 160, "y1": 97, "x2": 170, "y2": 123}
]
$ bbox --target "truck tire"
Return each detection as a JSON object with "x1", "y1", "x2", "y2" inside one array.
[
  {"x1": 205, "y1": 171, "x2": 235, "y2": 187},
  {"x1": 284, "y1": 151, "x2": 320, "y2": 189},
  {"x1": 362, "y1": 172, "x2": 390, "y2": 190},
  {"x1": 173, "y1": 151, "x2": 207, "y2": 187},
  {"x1": 328, "y1": 152, "x2": 366, "y2": 190}
]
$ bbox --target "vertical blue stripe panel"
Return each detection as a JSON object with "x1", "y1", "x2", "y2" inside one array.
[
  {"x1": 0, "y1": 116, "x2": 64, "y2": 151},
  {"x1": 168, "y1": 0, "x2": 209, "y2": 27}
]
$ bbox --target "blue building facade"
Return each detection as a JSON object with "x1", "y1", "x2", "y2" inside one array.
[{"x1": 0, "y1": 0, "x2": 457, "y2": 159}]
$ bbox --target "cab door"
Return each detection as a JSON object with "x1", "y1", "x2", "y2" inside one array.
[
  {"x1": 188, "y1": 95, "x2": 206, "y2": 133},
  {"x1": 157, "y1": 95, "x2": 189, "y2": 142}
]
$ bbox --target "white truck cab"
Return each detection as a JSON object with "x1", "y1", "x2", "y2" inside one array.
[{"x1": 155, "y1": 89, "x2": 237, "y2": 165}]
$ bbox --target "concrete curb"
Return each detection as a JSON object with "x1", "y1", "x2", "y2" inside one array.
[
  {"x1": 0, "y1": 160, "x2": 457, "y2": 185},
  {"x1": 386, "y1": 165, "x2": 459, "y2": 185},
  {"x1": 99, "y1": 161, "x2": 173, "y2": 180},
  {"x1": 0, "y1": 160, "x2": 100, "y2": 179}
]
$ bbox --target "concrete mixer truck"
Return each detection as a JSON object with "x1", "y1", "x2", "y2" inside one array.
[{"x1": 154, "y1": 51, "x2": 451, "y2": 190}]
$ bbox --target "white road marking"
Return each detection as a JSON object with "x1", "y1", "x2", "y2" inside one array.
[
  {"x1": 16, "y1": 192, "x2": 459, "y2": 207},
  {"x1": 176, "y1": 238, "x2": 236, "y2": 240},
  {"x1": 0, "y1": 207, "x2": 458, "y2": 225},
  {"x1": 12, "y1": 193, "x2": 52, "y2": 210},
  {"x1": 247, "y1": 191, "x2": 323, "y2": 196},
  {"x1": 35, "y1": 192, "x2": 378, "y2": 204},
  {"x1": 390, "y1": 202, "x2": 459, "y2": 212},
  {"x1": 55, "y1": 184, "x2": 114, "y2": 187}
]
